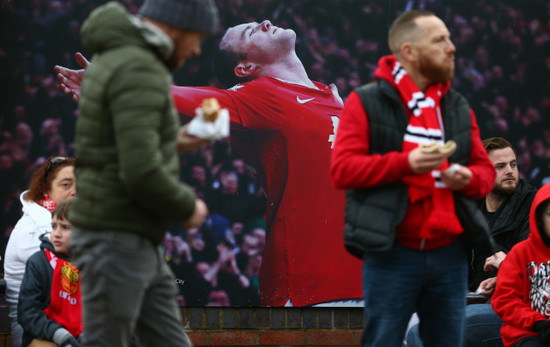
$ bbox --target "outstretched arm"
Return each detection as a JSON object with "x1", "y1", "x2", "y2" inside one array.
[
  {"x1": 56, "y1": 53, "x2": 239, "y2": 121},
  {"x1": 56, "y1": 53, "x2": 231, "y2": 147},
  {"x1": 54, "y1": 52, "x2": 89, "y2": 102}
]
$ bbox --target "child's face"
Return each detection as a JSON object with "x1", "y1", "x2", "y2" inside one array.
[
  {"x1": 51, "y1": 215, "x2": 71, "y2": 254},
  {"x1": 543, "y1": 203, "x2": 550, "y2": 239}
]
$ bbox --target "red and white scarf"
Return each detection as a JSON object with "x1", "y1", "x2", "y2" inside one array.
[
  {"x1": 43, "y1": 249, "x2": 83, "y2": 338},
  {"x1": 39, "y1": 196, "x2": 56, "y2": 213},
  {"x1": 375, "y1": 55, "x2": 462, "y2": 239}
]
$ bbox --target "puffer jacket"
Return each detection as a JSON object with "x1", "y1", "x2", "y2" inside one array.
[{"x1": 71, "y1": 2, "x2": 196, "y2": 244}]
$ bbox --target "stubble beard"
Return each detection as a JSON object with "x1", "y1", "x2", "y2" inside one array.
[
  {"x1": 418, "y1": 53, "x2": 455, "y2": 84},
  {"x1": 492, "y1": 178, "x2": 519, "y2": 197}
]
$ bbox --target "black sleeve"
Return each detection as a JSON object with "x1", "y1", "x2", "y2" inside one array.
[{"x1": 18, "y1": 252, "x2": 63, "y2": 341}]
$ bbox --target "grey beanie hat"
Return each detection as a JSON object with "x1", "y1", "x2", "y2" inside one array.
[{"x1": 138, "y1": 0, "x2": 219, "y2": 35}]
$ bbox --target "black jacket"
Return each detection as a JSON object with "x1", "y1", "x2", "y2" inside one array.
[
  {"x1": 344, "y1": 79, "x2": 473, "y2": 257},
  {"x1": 18, "y1": 233, "x2": 71, "y2": 347},
  {"x1": 469, "y1": 180, "x2": 537, "y2": 290}
]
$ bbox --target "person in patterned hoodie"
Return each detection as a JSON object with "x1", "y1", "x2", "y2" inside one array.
[
  {"x1": 18, "y1": 197, "x2": 81, "y2": 347},
  {"x1": 492, "y1": 183, "x2": 550, "y2": 347}
]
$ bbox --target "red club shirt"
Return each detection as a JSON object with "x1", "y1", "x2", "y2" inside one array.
[
  {"x1": 172, "y1": 77, "x2": 362, "y2": 306},
  {"x1": 43, "y1": 249, "x2": 82, "y2": 338}
]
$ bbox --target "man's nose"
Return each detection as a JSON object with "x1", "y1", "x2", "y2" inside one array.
[
  {"x1": 260, "y1": 20, "x2": 271, "y2": 32},
  {"x1": 194, "y1": 43, "x2": 202, "y2": 57},
  {"x1": 447, "y1": 39, "x2": 456, "y2": 53}
]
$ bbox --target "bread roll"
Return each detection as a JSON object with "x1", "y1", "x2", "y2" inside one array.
[
  {"x1": 201, "y1": 98, "x2": 221, "y2": 122},
  {"x1": 419, "y1": 140, "x2": 457, "y2": 155}
]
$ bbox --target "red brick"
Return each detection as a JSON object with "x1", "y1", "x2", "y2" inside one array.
[
  {"x1": 305, "y1": 329, "x2": 361, "y2": 345},
  {"x1": 259, "y1": 330, "x2": 305, "y2": 345},
  {"x1": 209, "y1": 331, "x2": 257, "y2": 345},
  {"x1": 187, "y1": 331, "x2": 207, "y2": 346}
]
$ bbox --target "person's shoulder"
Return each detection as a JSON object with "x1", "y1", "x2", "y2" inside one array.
[
  {"x1": 524, "y1": 181, "x2": 539, "y2": 195},
  {"x1": 509, "y1": 233, "x2": 544, "y2": 258},
  {"x1": 20, "y1": 197, "x2": 51, "y2": 225},
  {"x1": 514, "y1": 180, "x2": 538, "y2": 203},
  {"x1": 94, "y1": 44, "x2": 167, "y2": 78},
  {"x1": 26, "y1": 249, "x2": 48, "y2": 269},
  {"x1": 503, "y1": 239, "x2": 530, "y2": 261},
  {"x1": 225, "y1": 78, "x2": 270, "y2": 98},
  {"x1": 444, "y1": 87, "x2": 469, "y2": 107},
  {"x1": 354, "y1": 79, "x2": 393, "y2": 99}
]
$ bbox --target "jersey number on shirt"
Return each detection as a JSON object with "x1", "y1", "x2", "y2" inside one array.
[{"x1": 329, "y1": 116, "x2": 339, "y2": 149}]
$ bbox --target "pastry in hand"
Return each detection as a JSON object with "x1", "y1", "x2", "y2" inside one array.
[
  {"x1": 419, "y1": 140, "x2": 457, "y2": 155},
  {"x1": 201, "y1": 98, "x2": 221, "y2": 122}
]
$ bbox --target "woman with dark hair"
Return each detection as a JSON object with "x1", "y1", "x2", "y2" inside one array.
[{"x1": 3, "y1": 155, "x2": 75, "y2": 347}]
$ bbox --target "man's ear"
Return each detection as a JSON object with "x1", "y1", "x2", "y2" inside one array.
[
  {"x1": 401, "y1": 42, "x2": 417, "y2": 63},
  {"x1": 234, "y1": 62, "x2": 257, "y2": 78}
]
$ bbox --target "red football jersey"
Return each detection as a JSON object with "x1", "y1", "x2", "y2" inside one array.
[{"x1": 172, "y1": 77, "x2": 362, "y2": 306}]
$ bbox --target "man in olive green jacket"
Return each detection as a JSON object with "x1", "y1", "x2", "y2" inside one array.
[{"x1": 69, "y1": 0, "x2": 218, "y2": 346}]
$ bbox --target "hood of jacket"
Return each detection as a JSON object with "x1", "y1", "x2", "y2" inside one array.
[
  {"x1": 528, "y1": 183, "x2": 550, "y2": 249},
  {"x1": 38, "y1": 232, "x2": 55, "y2": 253},
  {"x1": 81, "y1": 2, "x2": 173, "y2": 59},
  {"x1": 20, "y1": 191, "x2": 52, "y2": 230},
  {"x1": 38, "y1": 232, "x2": 70, "y2": 259}
]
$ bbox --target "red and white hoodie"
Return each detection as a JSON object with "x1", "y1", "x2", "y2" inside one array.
[{"x1": 492, "y1": 183, "x2": 550, "y2": 346}]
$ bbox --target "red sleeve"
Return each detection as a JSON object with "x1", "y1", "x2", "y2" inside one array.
[
  {"x1": 491, "y1": 246, "x2": 546, "y2": 336},
  {"x1": 330, "y1": 91, "x2": 412, "y2": 189},
  {"x1": 170, "y1": 85, "x2": 242, "y2": 126},
  {"x1": 458, "y1": 109, "x2": 496, "y2": 199}
]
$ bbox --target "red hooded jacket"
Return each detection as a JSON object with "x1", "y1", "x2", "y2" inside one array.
[{"x1": 492, "y1": 183, "x2": 550, "y2": 346}]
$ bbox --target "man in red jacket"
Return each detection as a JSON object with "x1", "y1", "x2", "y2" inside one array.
[{"x1": 331, "y1": 10, "x2": 495, "y2": 346}]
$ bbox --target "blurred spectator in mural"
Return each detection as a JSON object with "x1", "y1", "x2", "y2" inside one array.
[
  {"x1": 11, "y1": 123, "x2": 33, "y2": 168},
  {"x1": 209, "y1": 170, "x2": 264, "y2": 227},
  {"x1": 206, "y1": 289, "x2": 231, "y2": 307},
  {"x1": 31, "y1": 118, "x2": 66, "y2": 159}
]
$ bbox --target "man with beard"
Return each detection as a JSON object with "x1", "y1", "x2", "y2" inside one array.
[
  {"x1": 331, "y1": 10, "x2": 495, "y2": 346},
  {"x1": 471, "y1": 137, "x2": 538, "y2": 293},
  {"x1": 462, "y1": 137, "x2": 538, "y2": 347},
  {"x1": 406, "y1": 137, "x2": 538, "y2": 347}
]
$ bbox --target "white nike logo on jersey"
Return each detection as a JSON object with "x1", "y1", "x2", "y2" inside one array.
[
  {"x1": 228, "y1": 84, "x2": 244, "y2": 91},
  {"x1": 297, "y1": 96, "x2": 315, "y2": 104}
]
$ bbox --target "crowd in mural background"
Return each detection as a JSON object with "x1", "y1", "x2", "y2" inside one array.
[{"x1": 1, "y1": 0, "x2": 549, "y2": 306}]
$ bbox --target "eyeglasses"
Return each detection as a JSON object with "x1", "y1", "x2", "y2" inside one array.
[{"x1": 44, "y1": 156, "x2": 69, "y2": 182}]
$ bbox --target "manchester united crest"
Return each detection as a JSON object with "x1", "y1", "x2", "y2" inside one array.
[{"x1": 61, "y1": 261, "x2": 80, "y2": 295}]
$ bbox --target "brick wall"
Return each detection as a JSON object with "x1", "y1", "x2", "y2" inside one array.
[
  {"x1": 183, "y1": 307, "x2": 364, "y2": 346},
  {"x1": 0, "y1": 307, "x2": 364, "y2": 346}
]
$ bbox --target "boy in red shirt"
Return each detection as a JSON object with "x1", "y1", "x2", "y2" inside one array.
[{"x1": 18, "y1": 197, "x2": 81, "y2": 347}]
